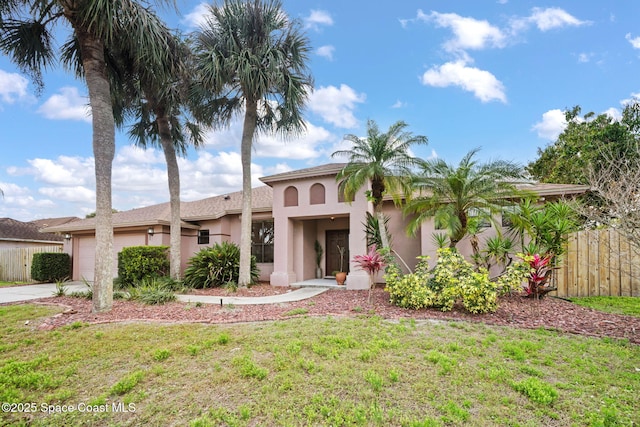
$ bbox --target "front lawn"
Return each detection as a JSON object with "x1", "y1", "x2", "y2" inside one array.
[
  {"x1": 1, "y1": 304, "x2": 638, "y2": 426},
  {"x1": 569, "y1": 296, "x2": 640, "y2": 317}
]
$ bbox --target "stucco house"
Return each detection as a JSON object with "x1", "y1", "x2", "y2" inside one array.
[{"x1": 43, "y1": 164, "x2": 589, "y2": 289}]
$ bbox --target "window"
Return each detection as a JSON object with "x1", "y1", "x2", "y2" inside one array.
[
  {"x1": 284, "y1": 186, "x2": 298, "y2": 207},
  {"x1": 310, "y1": 183, "x2": 326, "y2": 205},
  {"x1": 252, "y1": 221, "x2": 274, "y2": 263},
  {"x1": 501, "y1": 206, "x2": 516, "y2": 227},
  {"x1": 337, "y1": 183, "x2": 354, "y2": 203},
  {"x1": 197, "y1": 229, "x2": 210, "y2": 245},
  {"x1": 469, "y1": 208, "x2": 491, "y2": 228}
]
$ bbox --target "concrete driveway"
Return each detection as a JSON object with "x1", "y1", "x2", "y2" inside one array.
[{"x1": 0, "y1": 282, "x2": 89, "y2": 304}]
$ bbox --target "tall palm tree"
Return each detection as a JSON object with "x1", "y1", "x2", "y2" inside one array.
[
  {"x1": 193, "y1": 0, "x2": 313, "y2": 287},
  {"x1": 116, "y1": 35, "x2": 204, "y2": 280},
  {"x1": 1, "y1": 0, "x2": 173, "y2": 312},
  {"x1": 332, "y1": 119, "x2": 428, "y2": 248},
  {"x1": 405, "y1": 148, "x2": 524, "y2": 248}
]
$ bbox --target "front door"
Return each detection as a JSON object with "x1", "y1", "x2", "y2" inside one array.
[{"x1": 326, "y1": 230, "x2": 349, "y2": 275}]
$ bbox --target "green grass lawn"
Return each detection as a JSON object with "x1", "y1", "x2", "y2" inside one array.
[
  {"x1": 569, "y1": 296, "x2": 640, "y2": 317},
  {"x1": 1, "y1": 305, "x2": 638, "y2": 426},
  {"x1": 0, "y1": 281, "x2": 31, "y2": 288}
]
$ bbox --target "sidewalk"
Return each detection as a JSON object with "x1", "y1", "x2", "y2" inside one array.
[{"x1": 0, "y1": 282, "x2": 329, "y2": 305}]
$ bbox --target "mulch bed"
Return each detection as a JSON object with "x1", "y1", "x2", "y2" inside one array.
[{"x1": 7, "y1": 284, "x2": 639, "y2": 344}]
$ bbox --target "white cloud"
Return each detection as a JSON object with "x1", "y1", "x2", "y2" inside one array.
[
  {"x1": 532, "y1": 109, "x2": 567, "y2": 140},
  {"x1": 27, "y1": 156, "x2": 94, "y2": 186},
  {"x1": 255, "y1": 122, "x2": 333, "y2": 159},
  {"x1": 304, "y1": 10, "x2": 333, "y2": 31},
  {"x1": 0, "y1": 70, "x2": 29, "y2": 104},
  {"x1": 37, "y1": 87, "x2": 91, "y2": 122},
  {"x1": 626, "y1": 33, "x2": 640, "y2": 49},
  {"x1": 391, "y1": 100, "x2": 406, "y2": 109},
  {"x1": 316, "y1": 45, "x2": 335, "y2": 60},
  {"x1": 512, "y1": 7, "x2": 590, "y2": 33},
  {"x1": 308, "y1": 84, "x2": 365, "y2": 128},
  {"x1": 421, "y1": 60, "x2": 507, "y2": 103},
  {"x1": 417, "y1": 10, "x2": 506, "y2": 52},
  {"x1": 603, "y1": 107, "x2": 622, "y2": 121},
  {"x1": 578, "y1": 52, "x2": 593, "y2": 63},
  {"x1": 39, "y1": 186, "x2": 95, "y2": 204},
  {"x1": 182, "y1": 3, "x2": 210, "y2": 29}
]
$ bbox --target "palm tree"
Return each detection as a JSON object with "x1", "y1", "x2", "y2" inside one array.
[
  {"x1": 116, "y1": 35, "x2": 204, "y2": 280},
  {"x1": 193, "y1": 0, "x2": 313, "y2": 287},
  {"x1": 405, "y1": 148, "x2": 524, "y2": 248},
  {"x1": 1, "y1": 0, "x2": 174, "y2": 312},
  {"x1": 332, "y1": 119, "x2": 428, "y2": 248}
]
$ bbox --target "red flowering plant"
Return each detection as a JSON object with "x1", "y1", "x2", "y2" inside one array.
[
  {"x1": 522, "y1": 253, "x2": 555, "y2": 299},
  {"x1": 353, "y1": 245, "x2": 386, "y2": 303}
]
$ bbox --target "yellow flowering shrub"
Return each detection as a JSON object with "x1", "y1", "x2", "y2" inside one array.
[{"x1": 385, "y1": 248, "x2": 530, "y2": 314}]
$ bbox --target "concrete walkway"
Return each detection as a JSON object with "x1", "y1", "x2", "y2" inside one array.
[
  {"x1": 0, "y1": 282, "x2": 330, "y2": 305},
  {"x1": 175, "y1": 286, "x2": 329, "y2": 305}
]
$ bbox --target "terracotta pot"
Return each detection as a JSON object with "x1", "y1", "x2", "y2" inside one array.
[{"x1": 335, "y1": 271, "x2": 347, "y2": 285}]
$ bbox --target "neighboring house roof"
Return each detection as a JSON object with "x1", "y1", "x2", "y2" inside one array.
[
  {"x1": 0, "y1": 218, "x2": 64, "y2": 243},
  {"x1": 42, "y1": 186, "x2": 274, "y2": 233},
  {"x1": 515, "y1": 182, "x2": 591, "y2": 198}
]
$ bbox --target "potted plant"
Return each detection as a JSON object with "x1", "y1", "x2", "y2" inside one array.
[
  {"x1": 335, "y1": 245, "x2": 347, "y2": 285},
  {"x1": 314, "y1": 240, "x2": 324, "y2": 279}
]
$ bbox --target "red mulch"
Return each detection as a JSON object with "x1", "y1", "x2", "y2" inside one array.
[{"x1": 9, "y1": 284, "x2": 640, "y2": 344}]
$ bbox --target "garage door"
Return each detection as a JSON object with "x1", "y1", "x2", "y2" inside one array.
[
  {"x1": 76, "y1": 236, "x2": 96, "y2": 282},
  {"x1": 75, "y1": 234, "x2": 147, "y2": 282}
]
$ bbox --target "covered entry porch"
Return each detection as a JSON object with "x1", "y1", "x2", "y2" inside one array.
[{"x1": 269, "y1": 213, "x2": 370, "y2": 290}]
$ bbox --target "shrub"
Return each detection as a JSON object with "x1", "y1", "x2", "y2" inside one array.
[
  {"x1": 183, "y1": 242, "x2": 259, "y2": 288},
  {"x1": 116, "y1": 246, "x2": 169, "y2": 288},
  {"x1": 31, "y1": 252, "x2": 71, "y2": 282},
  {"x1": 128, "y1": 277, "x2": 178, "y2": 305},
  {"x1": 385, "y1": 248, "x2": 530, "y2": 314}
]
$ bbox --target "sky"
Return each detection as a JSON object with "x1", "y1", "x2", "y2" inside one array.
[{"x1": 1, "y1": 0, "x2": 639, "y2": 221}]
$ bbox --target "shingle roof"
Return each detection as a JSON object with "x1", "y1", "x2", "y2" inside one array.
[
  {"x1": 260, "y1": 163, "x2": 347, "y2": 184},
  {"x1": 42, "y1": 186, "x2": 274, "y2": 233},
  {"x1": 30, "y1": 217, "x2": 80, "y2": 229},
  {"x1": 182, "y1": 185, "x2": 273, "y2": 220},
  {"x1": 0, "y1": 218, "x2": 64, "y2": 242},
  {"x1": 40, "y1": 163, "x2": 590, "y2": 234}
]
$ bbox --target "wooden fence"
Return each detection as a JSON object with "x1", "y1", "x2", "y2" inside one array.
[
  {"x1": 0, "y1": 246, "x2": 63, "y2": 282},
  {"x1": 554, "y1": 229, "x2": 640, "y2": 298}
]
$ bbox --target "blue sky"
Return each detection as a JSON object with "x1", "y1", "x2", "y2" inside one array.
[{"x1": 1, "y1": 0, "x2": 639, "y2": 221}]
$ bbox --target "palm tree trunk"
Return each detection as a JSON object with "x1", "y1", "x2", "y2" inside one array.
[
  {"x1": 75, "y1": 29, "x2": 115, "y2": 312},
  {"x1": 157, "y1": 115, "x2": 182, "y2": 280},
  {"x1": 238, "y1": 100, "x2": 258, "y2": 287}
]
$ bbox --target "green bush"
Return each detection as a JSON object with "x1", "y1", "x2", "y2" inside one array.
[
  {"x1": 31, "y1": 252, "x2": 71, "y2": 282},
  {"x1": 183, "y1": 242, "x2": 259, "y2": 288},
  {"x1": 116, "y1": 246, "x2": 169, "y2": 288},
  {"x1": 385, "y1": 248, "x2": 530, "y2": 314}
]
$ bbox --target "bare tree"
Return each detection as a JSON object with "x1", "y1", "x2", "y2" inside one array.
[{"x1": 581, "y1": 151, "x2": 640, "y2": 254}]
